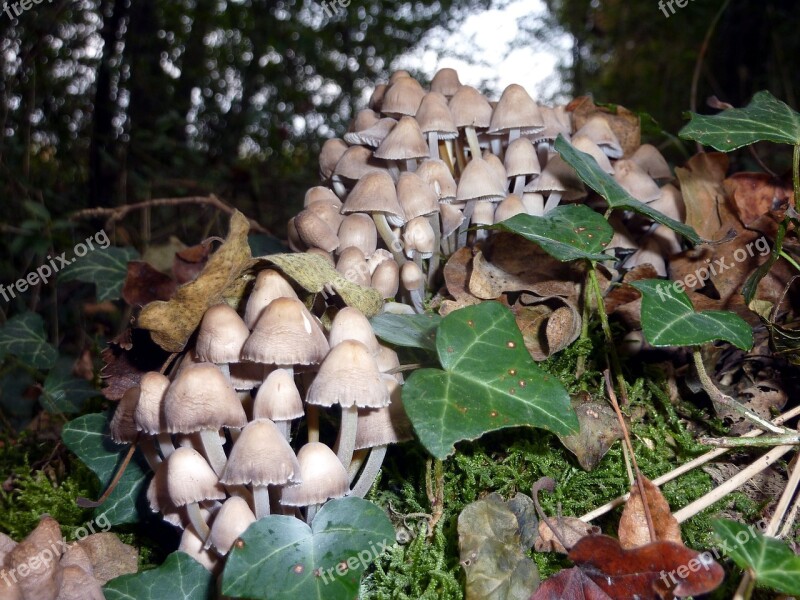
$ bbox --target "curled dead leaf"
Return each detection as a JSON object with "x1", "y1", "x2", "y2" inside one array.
[
  {"x1": 534, "y1": 517, "x2": 599, "y2": 554},
  {"x1": 618, "y1": 476, "x2": 682, "y2": 549}
]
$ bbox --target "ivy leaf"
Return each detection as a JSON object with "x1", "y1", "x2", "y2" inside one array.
[
  {"x1": 0, "y1": 312, "x2": 58, "y2": 369},
  {"x1": 61, "y1": 413, "x2": 148, "y2": 525},
  {"x1": 222, "y1": 497, "x2": 394, "y2": 600},
  {"x1": 402, "y1": 302, "x2": 578, "y2": 460},
  {"x1": 369, "y1": 313, "x2": 441, "y2": 351},
  {"x1": 555, "y1": 135, "x2": 702, "y2": 245},
  {"x1": 631, "y1": 279, "x2": 753, "y2": 350},
  {"x1": 59, "y1": 246, "x2": 140, "y2": 301},
  {"x1": 490, "y1": 205, "x2": 613, "y2": 262},
  {"x1": 679, "y1": 91, "x2": 800, "y2": 151},
  {"x1": 713, "y1": 519, "x2": 800, "y2": 595},
  {"x1": 40, "y1": 357, "x2": 99, "y2": 414},
  {"x1": 104, "y1": 551, "x2": 214, "y2": 600}
]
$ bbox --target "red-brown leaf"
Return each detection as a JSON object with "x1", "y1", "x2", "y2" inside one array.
[
  {"x1": 530, "y1": 567, "x2": 612, "y2": 600},
  {"x1": 122, "y1": 261, "x2": 177, "y2": 306}
]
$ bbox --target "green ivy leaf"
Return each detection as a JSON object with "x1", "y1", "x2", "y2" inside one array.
[
  {"x1": 222, "y1": 497, "x2": 394, "y2": 600},
  {"x1": 58, "y1": 246, "x2": 139, "y2": 301},
  {"x1": 713, "y1": 519, "x2": 800, "y2": 595},
  {"x1": 40, "y1": 357, "x2": 99, "y2": 414},
  {"x1": 0, "y1": 312, "x2": 58, "y2": 369},
  {"x1": 370, "y1": 313, "x2": 441, "y2": 351},
  {"x1": 61, "y1": 413, "x2": 148, "y2": 524},
  {"x1": 554, "y1": 135, "x2": 702, "y2": 245},
  {"x1": 104, "y1": 551, "x2": 214, "y2": 600},
  {"x1": 491, "y1": 204, "x2": 613, "y2": 262},
  {"x1": 631, "y1": 279, "x2": 753, "y2": 350},
  {"x1": 679, "y1": 91, "x2": 800, "y2": 151},
  {"x1": 402, "y1": 302, "x2": 578, "y2": 460}
]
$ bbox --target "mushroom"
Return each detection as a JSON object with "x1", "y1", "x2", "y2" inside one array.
[
  {"x1": 110, "y1": 385, "x2": 161, "y2": 471},
  {"x1": 613, "y1": 159, "x2": 661, "y2": 203},
  {"x1": 280, "y1": 442, "x2": 349, "y2": 523},
  {"x1": 253, "y1": 368, "x2": 304, "y2": 439},
  {"x1": 368, "y1": 83, "x2": 388, "y2": 112},
  {"x1": 494, "y1": 194, "x2": 527, "y2": 223},
  {"x1": 488, "y1": 83, "x2": 544, "y2": 146},
  {"x1": 374, "y1": 115, "x2": 429, "y2": 172},
  {"x1": 455, "y1": 156, "x2": 506, "y2": 246},
  {"x1": 333, "y1": 145, "x2": 391, "y2": 197},
  {"x1": 305, "y1": 340, "x2": 390, "y2": 470},
  {"x1": 521, "y1": 192, "x2": 545, "y2": 216},
  {"x1": 415, "y1": 158, "x2": 457, "y2": 203},
  {"x1": 430, "y1": 67, "x2": 461, "y2": 97},
  {"x1": 504, "y1": 137, "x2": 541, "y2": 194},
  {"x1": 209, "y1": 496, "x2": 256, "y2": 555},
  {"x1": 471, "y1": 200, "x2": 496, "y2": 243},
  {"x1": 401, "y1": 261, "x2": 425, "y2": 314},
  {"x1": 244, "y1": 269, "x2": 298, "y2": 329},
  {"x1": 133, "y1": 371, "x2": 175, "y2": 460},
  {"x1": 380, "y1": 76, "x2": 425, "y2": 118},
  {"x1": 341, "y1": 170, "x2": 407, "y2": 265},
  {"x1": 336, "y1": 246, "x2": 371, "y2": 287},
  {"x1": 571, "y1": 134, "x2": 614, "y2": 174},
  {"x1": 529, "y1": 104, "x2": 571, "y2": 162},
  {"x1": 397, "y1": 170, "x2": 444, "y2": 282},
  {"x1": 164, "y1": 363, "x2": 247, "y2": 476},
  {"x1": 415, "y1": 91, "x2": 457, "y2": 160},
  {"x1": 304, "y1": 185, "x2": 342, "y2": 208},
  {"x1": 349, "y1": 377, "x2": 413, "y2": 497},
  {"x1": 649, "y1": 183, "x2": 685, "y2": 222},
  {"x1": 371, "y1": 259, "x2": 400, "y2": 299},
  {"x1": 167, "y1": 447, "x2": 226, "y2": 540},
  {"x1": 439, "y1": 202, "x2": 465, "y2": 255},
  {"x1": 524, "y1": 154, "x2": 586, "y2": 213},
  {"x1": 221, "y1": 419, "x2": 301, "y2": 519},
  {"x1": 294, "y1": 209, "x2": 340, "y2": 253},
  {"x1": 195, "y1": 303, "x2": 250, "y2": 381},
  {"x1": 403, "y1": 216, "x2": 436, "y2": 269},
  {"x1": 630, "y1": 143, "x2": 673, "y2": 183},
  {"x1": 319, "y1": 139, "x2": 348, "y2": 181},
  {"x1": 343, "y1": 117, "x2": 397, "y2": 148},
  {"x1": 178, "y1": 526, "x2": 220, "y2": 573},
  {"x1": 573, "y1": 115, "x2": 623, "y2": 159},
  {"x1": 449, "y1": 85, "x2": 493, "y2": 159},
  {"x1": 328, "y1": 307, "x2": 380, "y2": 355}
]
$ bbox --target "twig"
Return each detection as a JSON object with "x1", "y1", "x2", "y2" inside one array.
[
  {"x1": 699, "y1": 433, "x2": 800, "y2": 447},
  {"x1": 692, "y1": 349, "x2": 786, "y2": 434},
  {"x1": 580, "y1": 405, "x2": 800, "y2": 522},
  {"x1": 77, "y1": 440, "x2": 138, "y2": 508},
  {"x1": 70, "y1": 194, "x2": 271, "y2": 235}
]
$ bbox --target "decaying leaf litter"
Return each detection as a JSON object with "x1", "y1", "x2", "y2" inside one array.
[{"x1": 2, "y1": 70, "x2": 799, "y2": 600}]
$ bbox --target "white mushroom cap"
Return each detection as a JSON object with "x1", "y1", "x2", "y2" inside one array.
[
  {"x1": 221, "y1": 419, "x2": 301, "y2": 487},
  {"x1": 195, "y1": 304, "x2": 250, "y2": 364},
  {"x1": 209, "y1": 496, "x2": 256, "y2": 556},
  {"x1": 371, "y1": 259, "x2": 400, "y2": 299},
  {"x1": 337, "y1": 213, "x2": 378, "y2": 256},
  {"x1": 355, "y1": 377, "x2": 414, "y2": 449},
  {"x1": 489, "y1": 84, "x2": 544, "y2": 135},
  {"x1": 403, "y1": 216, "x2": 436, "y2": 259},
  {"x1": 573, "y1": 115, "x2": 623, "y2": 159},
  {"x1": 280, "y1": 442, "x2": 349, "y2": 507},
  {"x1": 178, "y1": 527, "x2": 220, "y2": 572},
  {"x1": 253, "y1": 369, "x2": 304, "y2": 421},
  {"x1": 613, "y1": 159, "x2": 661, "y2": 203},
  {"x1": 244, "y1": 270, "x2": 298, "y2": 329},
  {"x1": 164, "y1": 363, "x2": 247, "y2": 433},
  {"x1": 306, "y1": 340, "x2": 390, "y2": 409},
  {"x1": 242, "y1": 297, "x2": 330, "y2": 366},
  {"x1": 328, "y1": 307, "x2": 380, "y2": 355},
  {"x1": 147, "y1": 459, "x2": 185, "y2": 527},
  {"x1": 134, "y1": 371, "x2": 171, "y2": 435},
  {"x1": 456, "y1": 157, "x2": 506, "y2": 203},
  {"x1": 167, "y1": 447, "x2": 226, "y2": 506},
  {"x1": 336, "y1": 247, "x2": 371, "y2": 287}
]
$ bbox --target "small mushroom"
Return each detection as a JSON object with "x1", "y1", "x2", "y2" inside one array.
[
  {"x1": 488, "y1": 83, "x2": 544, "y2": 145},
  {"x1": 253, "y1": 369, "x2": 305, "y2": 439},
  {"x1": 195, "y1": 304, "x2": 250, "y2": 381},
  {"x1": 167, "y1": 447, "x2": 226, "y2": 540},
  {"x1": 401, "y1": 261, "x2": 425, "y2": 314},
  {"x1": 280, "y1": 442, "x2": 349, "y2": 523},
  {"x1": 449, "y1": 85, "x2": 493, "y2": 158},
  {"x1": 244, "y1": 269, "x2": 298, "y2": 329},
  {"x1": 209, "y1": 496, "x2": 256, "y2": 555},
  {"x1": 133, "y1": 371, "x2": 175, "y2": 460}
]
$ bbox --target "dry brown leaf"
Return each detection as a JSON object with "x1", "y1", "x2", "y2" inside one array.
[
  {"x1": 618, "y1": 476, "x2": 682, "y2": 549},
  {"x1": 723, "y1": 172, "x2": 794, "y2": 226},
  {"x1": 534, "y1": 517, "x2": 599, "y2": 554},
  {"x1": 172, "y1": 240, "x2": 213, "y2": 284},
  {"x1": 121, "y1": 261, "x2": 177, "y2": 306},
  {"x1": 558, "y1": 396, "x2": 624, "y2": 471},
  {"x1": 468, "y1": 250, "x2": 533, "y2": 299},
  {"x1": 675, "y1": 152, "x2": 732, "y2": 241},
  {"x1": 138, "y1": 211, "x2": 254, "y2": 352}
]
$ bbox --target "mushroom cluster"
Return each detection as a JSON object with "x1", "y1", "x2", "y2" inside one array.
[
  {"x1": 111, "y1": 271, "x2": 412, "y2": 571},
  {"x1": 289, "y1": 68, "x2": 683, "y2": 309}
]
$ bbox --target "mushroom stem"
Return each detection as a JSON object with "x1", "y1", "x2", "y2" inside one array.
[
  {"x1": 464, "y1": 126, "x2": 481, "y2": 159},
  {"x1": 306, "y1": 503, "x2": 320, "y2": 524},
  {"x1": 443, "y1": 140, "x2": 456, "y2": 175},
  {"x1": 372, "y1": 212, "x2": 406, "y2": 265},
  {"x1": 187, "y1": 502, "x2": 210, "y2": 541},
  {"x1": 408, "y1": 288, "x2": 425, "y2": 314},
  {"x1": 335, "y1": 405, "x2": 358, "y2": 469},
  {"x1": 306, "y1": 405, "x2": 320, "y2": 443},
  {"x1": 427, "y1": 132, "x2": 440, "y2": 160},
  {"x1": 217, "y1": 363, "x2": 231, "y2": 382},
  {"x1": 348, "y1": 449, "x2": 370, "y2": 482},
  {"x1": 457, "y1": 200, "x2": 476, "y2": 247},
  {"x1": 350, "y1": 445, "x2": 388, "y2": 498},
  {"x1": 513, "y1": 175, "x2": 525, "y2": 195},
  {"x1": 199, "y1": 429, "x2": 228, "y2": 477},
  {"x1": 275, "y1": 420, "x2": 291, "y2": 441},
  {"x1": 157, "y1": 432, "x2": 175, "y2": 460},
  {"x1": 508, "y1": 127, "x2": 520, "y2": 145},
  {"x1": 427, "y1": 211, "x2": 441, "y2": 288},
  {"x1": 331, "y1": 175, "x2": 347, "y2": 199},
  {"x1": 490, "y1": 137, "x2": 502, "y2": 158},
  {"x1": 141, "y1": 439, "x2": 162, "y2": 471},
  {"x1": 253, "y1": 486, "x2": 271, "y2": 519},
  {"x1": 542, "y1": 191, "x2": 562, "y2": 214},
  {"x1": 405, "y1": 159, "x2": 417, "y2": 172},
  {"x1": 536, "y1": 142, "x2": 549, "y2": 169}
]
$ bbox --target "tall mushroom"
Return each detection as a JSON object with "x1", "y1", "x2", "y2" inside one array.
[
  {"x1": 167, "y1": 447, "x2": 226, "y2": 540},
  {"x1": 243, "y1": 269, "x2": 298, "y2": 329},
  {"x1": 133, "y1": 371, "x2": 175, "y2": 460},
  {"x1": 252, "y1": 369, "x2": 304, "y2": 440}
]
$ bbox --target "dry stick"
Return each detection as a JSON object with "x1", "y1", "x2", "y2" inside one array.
[
  {"x1": 580, "y1": 405, "x2": 800, "y2": 522},
  {"x1": 692, "y1": 349, "x2": 786, "y2": 434},
  {"x1": 733, "y1": 449, "x2": 800, "y2": 598},
  {"x1": 70, "y1": 194, "x2": 272, "y2": 235},
  {"x1": 779, "y1": 490, "x2": 800, "y2": 539},
  {"x1": 672, "y1": 443, "x2": 795, "y2": 523},
  {"x1": 604, "y1": 370, "x2": 656, "y2": 543},
  {"x1": 77, "y1": 440, "x2": 138, "y2": 508}
]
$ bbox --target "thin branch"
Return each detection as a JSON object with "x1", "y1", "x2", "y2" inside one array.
[{"x1": 70, "y1": 194, "x2": 272, "y2": 235}]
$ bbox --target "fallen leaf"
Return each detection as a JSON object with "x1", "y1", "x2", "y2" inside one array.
[
  {"x1": 567, "y1": 534, "x2": 724, "y2": 599},
  {"x1": 511, "y1": 298, "x2": 581, "y2": 361},
  {"x1": 558, "y1": 395, "x2": 623, "y2": 471},
  {"x1": 530, "y1": 567, "x2": 612, "y2": 600},
  {"x1": 121, "y1": 261, "x2": 177, "y2": 306},
  {"x1": 142, "y1": 236, "x2": 188, "y2": 273},
  {"x1": 172, "y1": 241, "x2": 212, "y2": 284},
  {"x1": 262, "y1": 252, "x2": 383, "y2": 317},
  {"x1": 459, "y1": 493, "x2": 540, "y2": 600},
  {"x1": 100, "y1": 328, "x2": 170, "y2": 401},
  {"x1": 618, "y1": 477, "x2": 682, "y2": 549},
  {"x1": 469, "y1": 251, "x2": 534, "y2": 299},
  {"x1": 444, "y1": 246, "x2": 478, "y2": 302},
  {"x1": 138, "y1": 211, "x2": 253, "y2": 352},
  {"x1": 674, "y1": 152, "x2": 732, "y2": 241},
  {"x1": 724, "y1": 172, "x2": 793, "y2": 226},
  {"x1": 534, "y1": 517, "x2": 599, "y2": 554}
]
